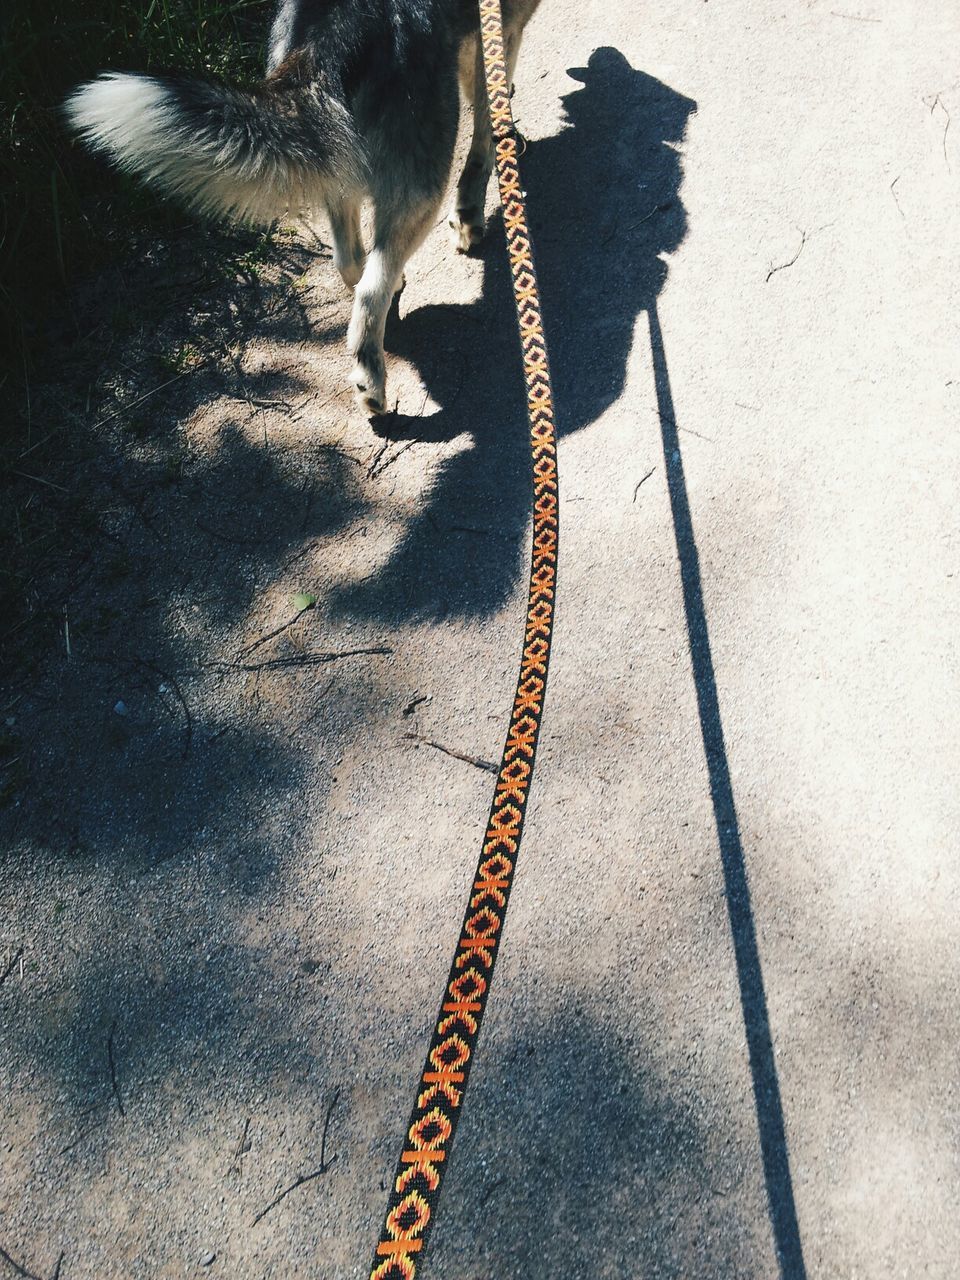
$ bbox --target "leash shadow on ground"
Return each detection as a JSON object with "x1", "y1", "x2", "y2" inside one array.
[{"x1": 650, "y1": 301, "x2": 807, "y2": 1279}]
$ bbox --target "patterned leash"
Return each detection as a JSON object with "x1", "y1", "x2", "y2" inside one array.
[{"x1": 368, "y1": 2, "x2": 559, "y2": 1275}]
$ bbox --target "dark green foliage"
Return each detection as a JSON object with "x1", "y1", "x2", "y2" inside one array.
[{"x1": 0, "y1": 0, "x2": 272, "y2": 397}]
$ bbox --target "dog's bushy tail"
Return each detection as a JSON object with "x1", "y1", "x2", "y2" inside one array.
[{"x1": 65, "y1": 57, "x2": 365, "y2": 225}]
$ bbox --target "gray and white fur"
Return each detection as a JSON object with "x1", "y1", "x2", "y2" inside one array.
[{"x1": 65, "y1": 0, "x2": 542, "y2": 414}]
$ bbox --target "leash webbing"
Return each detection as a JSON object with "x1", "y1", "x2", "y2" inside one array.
[{"x1": 368, "y1": 3, "x2": 559, "y2": 1274}]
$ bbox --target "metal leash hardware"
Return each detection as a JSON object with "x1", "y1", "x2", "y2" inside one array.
[{"x1": 368, "y1": 2, "x2": 559, "y2": 1275}]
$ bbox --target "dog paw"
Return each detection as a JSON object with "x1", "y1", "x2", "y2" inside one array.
[
  {"x1": 356, "y1": 389, "x2": 387, "y2": 416},
  {"x1": 351, "y1": 351, "x2": 387, "y2": 417},
  {"x1": 449, "y1": 209, "x2": 485, "y2": 253}
]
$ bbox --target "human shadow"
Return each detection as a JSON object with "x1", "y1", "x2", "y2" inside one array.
[{"x1": 332, "y1": 47, "x2": 692, "y2": 624}]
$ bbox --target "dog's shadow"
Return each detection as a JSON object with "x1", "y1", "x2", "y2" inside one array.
[{"x1": 333, "y1": 47, "x2": 695, "y2": 624}]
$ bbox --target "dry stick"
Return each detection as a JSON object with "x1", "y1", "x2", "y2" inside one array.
[
  {"x1": 766, "y1": 229, "x2": 808, "y2": 282},
  {"x1": 210, "y1": 647, "x2": 392, "y2": 674},
  {"x1": 92, "y1": 369, "x2": 193, "y2": 431},
  {"x1": 107, "y1": 1020, "x2": 125, "y2": 1118},
  {"x1": 319, "y1": 1089, "x2": 339, "y2": 1171},
  {"x1": 0, "y1": 1243, "x2": 44, "y2": 1280},
  {"x1": 890, "y1": 175, "x2": 905, "y2": 219},
  {"x1": 369, "y1": 436, "x2": 419, "y2": 480},
  {"x1": 135, "y1": 659, "x2": 193, "y2": 760},
  {"x1": 633, "y1": 468, "x2": 656, "y2": 502},
  {"x1": 0, "y1": 948, "x2": 24, "y2": 988},
  {"x1": 239, "y1": 606, "x2": 313, "y2": 658},
  {"x1": 403, "y1": 732, "x2": 498, "y2": 774},
  {"x1": 59, "y1": 1113, "x2": 108, "y2": 1157},
  {"x1": 16, "y1": 428, "x2": 67, "y2": 462},
  {"x1": 10, "y1": 471, "x2": 68, "y2": 493},
  {"x1": 251, "y1": 1091, "x2": 340, "y2": 1227},
  {"x1": 368, "y1": 381, "x2": 432, "y2": 480},
  {"x1": 228, "y1": 1117, "x2": 251, "y2": 1178},
  {"x1": 221, "y1": 341, "x2": 271, "y2": 447},
  {"x1": 365, "y1": 438, "x2": 391, "y2": 476},
  {"x1": 195, "y1": 520, "x2": 266, "y2": 547},
  {"x1": 928, "y1": 93, "x2": 952, "y2": 170}
]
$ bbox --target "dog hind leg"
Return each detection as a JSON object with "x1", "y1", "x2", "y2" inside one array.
[
  {"x1": 329, "y1": 197, "x2": 365, "y2": 289},
  {"x1": 348, "y1": 195, "x2": 441, "y2": 415},
  {"x1": 449, "y1": 17, "x2": 527, "y2": 252}
]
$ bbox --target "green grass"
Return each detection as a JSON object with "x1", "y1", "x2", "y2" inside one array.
[{"x1": 0, "y1": 0, "x2": 272, "y2": 406}]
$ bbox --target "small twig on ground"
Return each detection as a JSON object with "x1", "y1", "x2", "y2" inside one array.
[
  {"x1": 0, "y1": 948, "x2": 24, "y2": 988},
  {"x1": 251, "y1": 1091, "x2": 340, "y2": 1227},
  {"x1": 228, "y1": 1117, "x2": 251, "y2": 1179},
  {"x1": 50, "y1": 1253, "x2": 64, "y2": 1280},
  {"x1": 0, "y1": 1243, "x2": 44, "y2": 1280},
  {"x1": 16, "y1": 426, "x2": 68, "y2": 462},
  {"x1": 92, "y1": 369, "x2": 194, "y2": 431},
  {"x1": 655, "y1": 411, "x2": 713, "y2": 443},
  {"x1": 365, "y1": 438, "x2": 391, "y2": 476},
  {"x1": 194, "y1": 520, "x2": 266, "y2": 547},
  {"x1": 403, "y1": 732, "x2": 498, "y2": 774},
  {"x1": 239, "y1": 605, "x2": 314, "y2": 657},
  {"x1": 10, "y1": 471, "x2": 68, "y2": 493},
  {"x1": 636, "y1": 200, "x2": 674, "y2": 227},
  {"x1": 220, "y1": 341, "x2": 284, "y2": 445},
  {"x1": 297, "y1": 220, "x2": 332, "y2": 256},
  {"x1": 319, "y1": 1089, "x2": 340, "y2": 1172},
  {"x1": 889, "y1": 175, "x2": 905, "y2": 219},
  {"x1": 135, "y1": 659, "x2": 193, "y2": 759},
  {"x1": 210, "y1": 647, "x2": 392, "y2": 674},
  {"x1": 226, "y1": 388, "x2": 294, "y2": 413},
  {"x1": 59, "y1": 1111, "x2": 108, "y2": 1157},
  {"x1": 925, "y1": 93, "x2": 952, "y2": 171},
  {"x1": 479, "y1": 1176, "x2": 506, "y2": 1208},
  {"x1": 402, "y1": 694, "x2": 430, "y2": 717},
  {"x1": 107, "y1": 1020, "x2": 125, "y2": 1118},
  {"x1": 633, "y1": 468, "x2": 656, "y2": 502},
  {"x1": 369, "y1": 436, "x2": 419, "y2": 480},
  {"x1": 315, "y1": 442, "x2": 366, "y2": 469},
  {"x1": 830, "y1": 10, "x2": 881, "y2": 20},
  {"x1": 766, "y1": 229, "x2": 808, "y2": 282}
]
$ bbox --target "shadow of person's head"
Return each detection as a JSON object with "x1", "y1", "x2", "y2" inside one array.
[
  {"x1": 524, "y1": 47, "x2": 695, "y2": 430},
  {"x1": 335, "y1": 50, "x2": 696, "y2": 624}
]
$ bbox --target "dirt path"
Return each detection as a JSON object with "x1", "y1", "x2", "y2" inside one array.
[{"x1": 2, "y1": 1, "x2": 959, "y2": 1276}]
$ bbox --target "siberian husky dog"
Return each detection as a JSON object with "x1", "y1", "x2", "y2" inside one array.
[{"x1": 65, "y1": 0, "x2": 542, "y2": 415}]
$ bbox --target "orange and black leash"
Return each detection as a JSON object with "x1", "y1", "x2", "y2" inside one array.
[{"x1": 368, "y1": 2, "x2": 559, "y2": 1275}]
